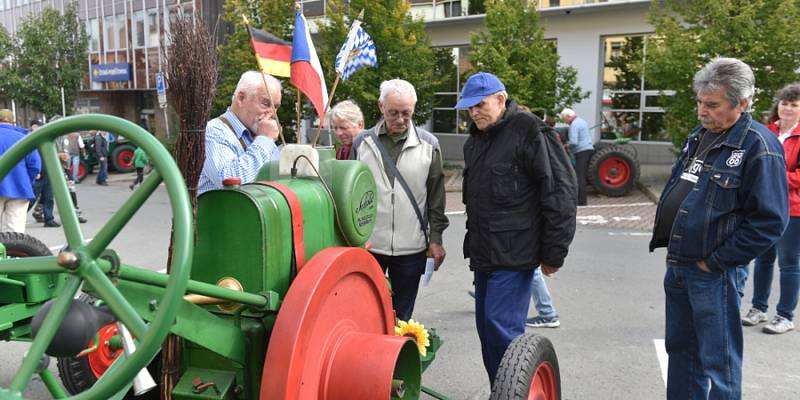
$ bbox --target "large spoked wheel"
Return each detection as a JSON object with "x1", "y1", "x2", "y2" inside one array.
[
  {"x1": 490, "y1": 333, "x2": 561, "y2": 400},
  {"x1": 0, "y1": 114, "x2": 192, "y2": 399},
  {"x1": 588, "y1": 145, "x2": 640, "y2": 197}
]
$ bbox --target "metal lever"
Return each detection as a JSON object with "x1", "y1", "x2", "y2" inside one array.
[{"x1": 117, "y1": 322, "x2": 158, "y2": 396}]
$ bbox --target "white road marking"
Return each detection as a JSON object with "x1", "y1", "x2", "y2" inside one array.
[
  {"x1": 445, "y1": 211, "x2": 465, "y2": 216},
  {"x1": 48, "y1": 237, "x2": 94, "y2": 252},
  {"x1": 579, "y1": 202, "x2": 654, "y2": 208},
  {"x1": 577, "y1": 215, "x2": 608, "y2": 225},
  {"x1": 612, "y1": 216, "x2": 642, "y2": 222},
  {"x1": 654, "y1": 339, "x2": 668, "y2": 387},
  {"x1": 607, "y1": 231, "x2": 651, "y2": 236}
]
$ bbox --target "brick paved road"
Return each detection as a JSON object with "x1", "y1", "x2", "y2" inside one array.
[{"x1": 445, "y1": 187, "x2": 657, "y2": 232}]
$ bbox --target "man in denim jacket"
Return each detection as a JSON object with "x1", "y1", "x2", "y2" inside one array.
[{"x1": 650, "y1": 58, "x2": 789, "y2": 399}]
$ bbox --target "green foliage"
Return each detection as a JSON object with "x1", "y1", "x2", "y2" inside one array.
[
  {"x1": 0, "y1": 26, "x2": 16, "y2": 101},
  {"x1": 469, "y1": 0, "x2": 486, "y2": 15},
  {"x1": 316, "y1": 0, "x2": 439, "y2": 127},
  {"x1": 214, "y1": 0, "x2": 298, "y2": 140},
  {"x1": 13, "y1": 3, "x2": 87, "y2": 116},
  {"x1": 470, "y1": 0, "x2": 589, "y2": 116},
  {"x1": 647, "y1": 0, "x2": 800, "y2": 148}
]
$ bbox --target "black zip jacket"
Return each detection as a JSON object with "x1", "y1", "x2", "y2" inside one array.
[{"x1": 462, "y1": 101, "x2": 577, "y2": 271}]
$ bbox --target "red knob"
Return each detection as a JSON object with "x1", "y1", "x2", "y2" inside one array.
[{"x1": 222, "y1": 177, "x2": 242, "y2": 187}]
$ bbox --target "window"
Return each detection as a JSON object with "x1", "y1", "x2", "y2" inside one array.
[
  {"x1": 132, "y1": 11, "x2": 145, "y2": 48},
  {"x1": 86, "y1": 18, "x2": 100, "y2": 53},
  {"x1": 103, "y1": 15, "x2": 116, "y2": 51},
  {"x1": 601, "y1": 35, "x2": 673, "y2": 142},
  {"x1": 117, "y1": 14, "x2": 127, "y2": 50},
  {"x1": 147, "y1": 11, "x2": 158, "y2": 48},
  {"x1": 432, "y1": 46, "x2": 474, "y2": 134}
]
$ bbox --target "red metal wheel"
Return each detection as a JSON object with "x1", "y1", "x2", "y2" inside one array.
[
  {"x1": 115, "y1": 148, "x2": 134, "y2": 170},
  {"x1": 528, "y1": 361, "x2": 558, "y2": 400},
  {"x1": 85, "y1": 323, "x2": 123, "y2": 379},
  {"x1": 77, "y1": 162, "x2": 87, "y2": 181},
  {"x1": 598, "y1": 156, "x2": 631, "y2": 188},
  {"x1": 261, "y1": 247, "x2": 420, "y2": 400}
]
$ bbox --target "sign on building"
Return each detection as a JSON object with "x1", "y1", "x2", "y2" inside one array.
[
  {"x1": 90, "y1": 63, "x2": 132, "y2": 82},
  {"x1": 155, "y1": 72, "x2": 167, "y2": 109}
]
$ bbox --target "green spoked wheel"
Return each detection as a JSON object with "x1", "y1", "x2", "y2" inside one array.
[{"x1": 0, "y1": 114, "x2": 193, "y2": 399}]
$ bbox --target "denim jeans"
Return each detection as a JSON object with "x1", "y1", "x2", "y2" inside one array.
[
  {"x1": 751, "y1": 216, "x2": 800, "y2": 321},
  {"x1": 372, "y1": 251, "x2": 426, "y2": 322},
  {"x1": 664, "y1": 264, "x2": 747, "y2": 400},
  {"x1": 70, "y1": 155, "x2": 80, "y2": 181},
  {"x1": 32, "y1": 176, "x2": 54, "y2": 223},
  {"x1": 474, "y1": 269, "x2": 534, "y2": 386},
  {"x1": 96, "y1": 158, "x2": 108, "y2": 184},
  {"x1": 531, "y1": 267, "x2": 557, "y2": 318}
]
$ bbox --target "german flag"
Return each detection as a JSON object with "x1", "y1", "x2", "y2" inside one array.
[{"x1": 249, "y1": 27, "x2": 292, "y2": 78}]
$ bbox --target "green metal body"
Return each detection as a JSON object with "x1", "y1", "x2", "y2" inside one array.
[{"x1": 0, "y1": 116, "x2": 448, "y2": 399}]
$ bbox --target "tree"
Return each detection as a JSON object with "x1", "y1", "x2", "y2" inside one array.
[
  {"x1": 0, "y1": 26, "x2": 17, "y2": 103},
  {"x1": 469, "y1": 0, "x2": 589, "y2": 116},
  {"x1": 647, "y1": 0, "x2": 800, "y2": 148},
  {"x1": 14, "y1": 4, "x2": 87, "y2": 116},
  {"x1": 316, "y1": 0, "x2": 440, "y2": 127}
]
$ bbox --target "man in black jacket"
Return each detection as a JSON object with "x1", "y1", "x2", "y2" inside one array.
[
  {"x1": 94, "y1": 130, "x2": 109, "y2": 185},
  {"x1": 456, "y1": 72, "x2": 577, "y2": 386}
]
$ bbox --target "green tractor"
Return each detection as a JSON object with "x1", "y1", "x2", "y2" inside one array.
[
  {"x1": 75, "y1": 133, "x2": 137, "y2": 181},
  {"x1": 0, "y1": 115, "x2": 560, "y2": 399}
]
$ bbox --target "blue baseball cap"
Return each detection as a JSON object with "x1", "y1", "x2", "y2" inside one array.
[{"x1": 455, "y1": 72, "x2": 506, "y2": 109}]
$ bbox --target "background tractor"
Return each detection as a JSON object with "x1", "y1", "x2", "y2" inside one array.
[
  {"x1": 73, "y1": 133, "x2": 137, "y2": 181},
  {"x1": 0, "y1": 114, "x2": 561, "y2": 399}
]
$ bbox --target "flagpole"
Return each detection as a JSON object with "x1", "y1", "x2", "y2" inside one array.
[
  {"x1": 242, "y1": 15, "x2": 287, "y2": 145},
  {"x1": 311, "y1": 73, "x2": 341, "y2": 146},
  {"x1": 296, "y1": 88, "x2": 303, "y2": 143}
]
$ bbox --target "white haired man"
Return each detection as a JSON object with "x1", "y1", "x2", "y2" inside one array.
[
  {"x1": 198, "y1": 71, "x2": 282, "y2": 193},
  {"x1": 351, "y1": 79, "x2": 449, "y2": 321},
  {"x1": 329, "y1": 100, "x2": 364, "y2": 160},
  {"x1": 560, "y1": 108, "x2": 594, "y2": 205}
]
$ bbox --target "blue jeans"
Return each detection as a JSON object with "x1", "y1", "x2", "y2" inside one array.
[
  {"x1": 372, "y1": 251, "x2": 426, "y2": 322},
  {"x1": 751, "y1": 216, "x2": 800, "y2": 321},
  {"x1": 474, "y1": 269, "x2": 534, "y2": 386},
  {"x1": 664, "y1": 264, "x2": 747, "y2": 400},
  {"x1": 96, "y1": 158, "x2": 108, "y2": 184},
  {"x1": 32, "y1": 176, "x2": 54, "y2": 223},
  {"x1": 70, "y1": 155, "x2": 80, "y2": 181},
  {"x1": 531, "y1": 268, "x2": 557, "y2": 318}
]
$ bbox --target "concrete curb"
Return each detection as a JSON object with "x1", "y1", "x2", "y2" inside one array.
[{"x1": 637, "y1": 181, "x2": 661, "y2": 204}]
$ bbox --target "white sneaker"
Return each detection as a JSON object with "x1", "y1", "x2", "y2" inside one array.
[
  {"x1": 762, "y1": 315, "x2": 794, "y2": 334},
  {"x1": 741, "y1": 308, "x2": 768, "y2": 326}
]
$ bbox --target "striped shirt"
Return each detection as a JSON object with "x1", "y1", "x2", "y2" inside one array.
[{"x1": 198, "y1": 109, "x2": 281, "y2": 194}]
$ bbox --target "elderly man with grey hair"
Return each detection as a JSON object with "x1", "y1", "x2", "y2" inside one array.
[
  {"x1": 199, "y1": 71, "x2": 283, "y2": 193},
  {"x1": 351, "y1": 78, "x2": 449, "y2": 322},
  {"x1": 649, "y1": 58, "x2": 788, "y2": 399},
  {"x1": 329, "y1": 100, "x2": 364, "y2": 160}
]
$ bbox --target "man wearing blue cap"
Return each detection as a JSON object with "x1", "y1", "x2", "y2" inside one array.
[{"x1": 456, "y1": 72, "x2": 577, "y2": 386}]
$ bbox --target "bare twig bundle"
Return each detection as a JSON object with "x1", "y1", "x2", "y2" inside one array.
[
  {"x1": 165, "y1": 12, "x2": 218, "y2": 201},
  {"x1": 161, "y1": 12, "x2": 217, "y2": 400}
]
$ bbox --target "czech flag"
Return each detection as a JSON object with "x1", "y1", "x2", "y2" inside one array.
[
  {"x1": 290, "y1": 10, "x2": 328, "y2": 121},
  {"x1": 249, "y1": 26, "x2": 292, "y2": 78}
]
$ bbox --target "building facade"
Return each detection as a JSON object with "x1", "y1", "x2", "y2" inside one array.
[{"x1": 2, "y1": 0, "x2": 673, "y2": 162}]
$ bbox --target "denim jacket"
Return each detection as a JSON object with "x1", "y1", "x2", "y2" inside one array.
[{"x1": 650, "y1": 113, "x2": 789, "y2": 271}]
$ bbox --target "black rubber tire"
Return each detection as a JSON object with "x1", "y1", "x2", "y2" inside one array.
[
  {"x1": 490, "y1": 333, "x2": 561, "y2": 400},
  {"x1": 111, "y1": 144, "x2": 136, "y2": 173},
  {"x1": 588, "y1": 145, "x2": 640, "y2": 197},
  {"x1": 56, "y1": 295, "x2": 161, "y2": 399},
  {"x1": 0, "y1": 232, "x2": 52, "y2": 257}
]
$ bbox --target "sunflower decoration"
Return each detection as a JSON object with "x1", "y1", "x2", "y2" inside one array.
[{"x1": 395, "y1": 319, "x2": 431, "y2": 357}]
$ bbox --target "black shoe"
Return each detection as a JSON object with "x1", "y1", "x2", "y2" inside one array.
[
  {"x1": 129, "y1": 184, "x2": 135, "y2": 190},
  {"x1": 33, "y1": 212, "x2": 44, "y2": 223},
  {"x1": 44, "y1": 220, "x2": 61, "y2": 227},
  {"x1": 78, "y1": 216, "x2": 87, "y2": 223},
  {"x1": 97, "y1": 182, "x2": 108, "y2": 186}
]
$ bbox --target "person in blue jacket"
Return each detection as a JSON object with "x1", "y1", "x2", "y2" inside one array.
[{"x1": 0, "y1": 109, "x2": 41, "y2": 233}]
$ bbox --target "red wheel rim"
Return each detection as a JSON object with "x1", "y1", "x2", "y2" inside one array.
[
  {"x1": 598, "y1": 156, "x2": 631, "y2": 188},
  {"x1": 116, "y1": 149, "x2": 134, "y2": 170},
  {"x1": 260, "y1": 247, "x2": 397, "y2": 399},
  {"x1": 78, "y1": 163, "x2": 87, "y2": 180},
  {"x1": 86, "y1": 323, "x2": 123, "y2": 378},
  {"x1": 529, "y1": 361, "x2": 557, "y2": 400}
]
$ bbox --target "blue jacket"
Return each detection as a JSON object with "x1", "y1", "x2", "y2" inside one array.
[
  {"x1": 0, "y1": 123, "x2": 41, "y2": 200},
  {"x1": 568, "y1": 117, "x2": 594, "y2": 153},
  {"x1": 650, "y1": 113, "x2": 789, "y2": 271}
]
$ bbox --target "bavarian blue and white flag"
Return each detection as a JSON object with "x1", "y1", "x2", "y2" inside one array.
[{"x1": 334, "y1": 19, "x2": 377, "y2": 80}]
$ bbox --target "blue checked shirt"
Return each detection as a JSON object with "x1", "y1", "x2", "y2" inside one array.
[{"x1": 198, "y1": 109, "x2": 281, "y2": 194}]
